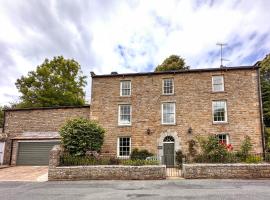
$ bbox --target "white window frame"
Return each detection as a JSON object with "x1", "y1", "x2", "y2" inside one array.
[
  {"x1": 118, "y1": 104, "x2": 132, "y2": 126},
  {"x1": 212, "y1": 100, "x2": 227, "y2": 123},
  {"x1": 217, "y1": 134, "x2": 229, "y2": 145},
  {"x1": 212, "y1": 75, "x2": 224, "y2": 92},
  {"x1": 0, "y1": 142, "x2": 5, "y2": 165},
  {"x1": 120, "y1": 80, "x2": 131, "y2": 96},
  {"x1": 162, "y1": 78, "x2": 174, "y2": 95},
  {"x1": 117, "y1": 137, "x2": 131, "y2": 158},
  {"x1": 161, "y1": 102, "x2": 176, "y2": 125}
]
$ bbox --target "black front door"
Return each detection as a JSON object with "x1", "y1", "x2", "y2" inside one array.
[{"x1": 163, "y1": 143, "x2": 174, "y2": 166}]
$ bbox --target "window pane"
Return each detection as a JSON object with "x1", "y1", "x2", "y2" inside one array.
[
  {"x1": 119, "y1": 105, "x2": 131, "y2": 124},
  {"x1": 121, "y1": 81, "x2": 131, "y2": 96},
  {"x1": 119, "y1": 137, "x2": 131, "y2": 156},
  {"x1": 163, "y1": 79, "x2": 173, "y2": 94},
  {"x1": 217, "y1": 134, "x2": 228, "y2": 144},
  {"x1": 162, "y1": 103, "x2": 175, "y2": 124},
  {"x1": 212, "y1": 76, "x2": 224, "y2": 92},
  {"x1": 213, "y1": 101, "x2": 226, "y2": 122}
]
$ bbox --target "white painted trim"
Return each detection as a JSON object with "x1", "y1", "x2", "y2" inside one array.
[
  {"x1": 212, "y1": 100, "x2": 227, "y2": 123},
  {"x1": 212, "y1": 75, "x2": 224, "y2": 92},
  {"x1": 216, "y1": 133, "x2": 230, "y2": 145},
  {"x1": 161, "y1": 102, "x2": 176, "y2": 125},
  {"x1": 120, "y1": 80, "x2": 131, "y2": 97},
  {"x1": 162, "y1": 78, "x2": 174, "y2": 95},
  {"x1": 157, "y1": 130, "x2": 181, "y2": 165},
  {"x1": 118, "y1": 104, "x2": 132, "y2": 126},
  {"x1": 117, "y1": 137, "x2": 131, "y2": 158},
  {"x1": 0, "y1": 142, "x2": 5, "y2": 165}
]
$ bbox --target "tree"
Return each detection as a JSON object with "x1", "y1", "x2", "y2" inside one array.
[
  {"x1": 258, "y1": 54, "x2": 270, "y2": 127},
  {"x1": 0, "y1": 107, "x2": 3, "y2": 128},
  {"x1": 154, "y1": 55, "x2": 188, "y2": 72},
  {"x1": 15, "y1": 56, "x2": 87, "y2": 108},
  {"x1": 60, "y1": 118, "x2": 105, "y2": 156}
]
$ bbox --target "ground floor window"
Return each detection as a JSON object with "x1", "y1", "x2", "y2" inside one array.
[
  {"x1": 117, "y1": 137, "x2": 131, "y2": 157},
  {"x1": 217, "y1": 134, "x2": 229, "y2": 145}
]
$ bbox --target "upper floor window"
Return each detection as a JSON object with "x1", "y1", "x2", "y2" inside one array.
[
  {"x1": 217, "y1": 134, "x2": 229, "y2": 145},
  {"x1": 162, "y1": 102, "x2": 176, "y2": 124},
  {"x1": 118, "y1": 105, "x2": 131, "y2": 125},
  {"x1": 163, "y1": 79, "x2": 174, "y2": 95},
  {"x1": 212, "y1": 100, "x2": 227, "y2": 123},
  {"x1": 212, "y1": 75, "x2": 224, "y2": 92},
  {"x1": 117, "y1": 137, "x2": 131, "y2": 157},
  {"x1": 120, "y1": 80, "x2": 131, "y2": 96}
]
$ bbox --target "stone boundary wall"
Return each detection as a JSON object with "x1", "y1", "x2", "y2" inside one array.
[
  {"x1": 48, "y1": 145, "x2": 166, "y2": 180},
  {"x1": 182, "y1": 163, "x2": 270, "y2": 179}
]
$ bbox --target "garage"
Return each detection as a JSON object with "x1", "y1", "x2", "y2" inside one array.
[{"x1": 17, "y1": 141, "x2": 59, "y2": 165}]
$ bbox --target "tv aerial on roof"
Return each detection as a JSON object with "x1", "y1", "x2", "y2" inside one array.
[{"x1": 216, "y1": 43, "x2": 229, "y2": 67}]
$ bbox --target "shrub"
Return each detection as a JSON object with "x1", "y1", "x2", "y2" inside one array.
[
  {"x1": 196, "y1": 135, "x2": 228, "y2": 163},
  {"x1": 237, "y1": 136, "x2": 253, "y2": 161},
  {"x1": 265, "y1": 153, "x2": 270, "y2": 162},
  {"x1": 187, "y1": 139, "x2": 197, "y2": 157},
  {"x1": 175, "y1": 150, "x2": 185, "y2": 165},
  {"x1": 245, "y1": 155, "x2": 262, "y2": 163},
  {"x1": 59, "y1": 118, "x2": 105, "y2": 156},
  {"x1": 130, "y1": 148, "x2": 153, "y2": 160},
  {"x1": 109, "y1": 157, "x2": 120, "y2": 165},
  {"x1": 120, "y1": 159, "x2": 159, "y2": 166},
  {"x1": 59, "y1": 154, "x2": 158, "y2": 166},
  {"x1": 60, "y1": 154, "x2": 110, "y2": 166}
]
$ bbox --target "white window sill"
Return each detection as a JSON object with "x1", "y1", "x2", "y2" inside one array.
[
  {"x1": 162, "y1": 93, "x2": 175, "y2": 96},
  {"x1": 213, "y1": 121, "x2": 228, "y2": 125},
  {"x1": 118, "y1": 124, "x2": 132, "y2": 127},
  {"x1": 161, "y1": 123, "x2": 176, "y2": 126},
  {"x1": 211, "y1": 91, "x2": 225, "y2": 93},
  {"x1": 117, "y1": 156, "x2": 130, "y2": 159},
  {"x1": 120, "y1": 95, "x2": 131, "y2": 97}
]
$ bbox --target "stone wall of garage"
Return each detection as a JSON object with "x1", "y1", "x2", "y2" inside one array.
[
  {"x1": 182, "y1": 163, "x2": 270, "y2": 179},
  {"x1": 3, "y1": 106, "x2": 90, "y2": 165},
  {"x1": 48, "y1": 145, "x2": 166, "y2": 180}
]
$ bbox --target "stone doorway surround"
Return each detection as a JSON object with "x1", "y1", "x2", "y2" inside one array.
[{"x1": 157, "y1": 130, "x2": 181, "y2": 163}]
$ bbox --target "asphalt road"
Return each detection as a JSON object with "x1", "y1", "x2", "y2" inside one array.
[{"x1": 1, "y1": 179, "x2": 270, "y2": 200}]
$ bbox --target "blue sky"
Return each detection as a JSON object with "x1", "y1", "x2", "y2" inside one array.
[{"x1": 0, "y1": 0, "x2": 270, "y2": 105}]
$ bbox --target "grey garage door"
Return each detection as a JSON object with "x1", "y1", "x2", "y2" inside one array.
[{"x1": 17, "y1": 141, "x2": 59, "y2": 165}]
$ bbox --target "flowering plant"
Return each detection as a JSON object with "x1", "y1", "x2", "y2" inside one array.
[{"x1": 219, "y1": 142, "x2": 233, "y2": 151}]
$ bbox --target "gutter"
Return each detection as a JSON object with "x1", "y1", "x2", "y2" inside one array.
[{"x1": 257, "y1": 68, "x2": 265, "y2": 157}]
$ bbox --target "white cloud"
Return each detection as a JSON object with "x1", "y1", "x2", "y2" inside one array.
[{"x1": 0, "y1": 0, "x2": 270, "y2": 105}]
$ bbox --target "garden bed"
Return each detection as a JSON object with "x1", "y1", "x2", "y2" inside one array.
[{"x1": 48, "y1": 145, "x2": 166, "y2": 180}]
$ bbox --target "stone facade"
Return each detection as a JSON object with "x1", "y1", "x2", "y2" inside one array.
[
  {"x1": 182, "y1": 163, "x2": 270, "y2": 179},
  {"x1": 90, "y1": 67, "x2": 263, "y2": 159},
  {"x1": 2, "y1": 66, "x2": 264, "y2": 166},
  {"x1": 48, "y1": 145, "x2": 166, "y2": 180},
  {"x1": 2, "y1": 106, "x2": 90, "y2": 165}
]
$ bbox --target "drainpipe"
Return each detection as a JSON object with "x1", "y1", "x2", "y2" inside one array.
[
  {"x1": 257, "y1": 68, "x2": 265, "y2": 158},
  {"x1": 2, "y1": 110, "x2": 6, "y2": 134},
  {"x1": 9, "y1": 139, "x2": 13, "y2": 165}
]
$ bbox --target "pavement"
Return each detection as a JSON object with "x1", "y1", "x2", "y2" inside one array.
[
  {"x1": 1, "y1": 179, "x2": 270, "y2": 200},
  {"x1": 0, "y1": 166, "x2": 48, "y2": 182}
]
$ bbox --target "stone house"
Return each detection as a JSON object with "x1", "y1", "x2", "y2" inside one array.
[{"x1": 0, "y1": 65, "x2": 265, "y2": 166}]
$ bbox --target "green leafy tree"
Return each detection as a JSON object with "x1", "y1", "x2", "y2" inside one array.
[
  {"x1": 60, "y1": 118, "x2": 105, "y2": 156},
  {"x1": 258, "y1": 54, "x2": 270, "y2": 127},
  {"x1": 15, "y1": 56, "x2": 87, "y2": 108},
  {"x1": 0, "y1": 107, "x2": 3, "y2": 128},
  {"x1": 257, "y1": 54, "x2": 270, "y2": 152},
  {"x1": 155, "y1": 55, "x2": 188, "y2": 72}
]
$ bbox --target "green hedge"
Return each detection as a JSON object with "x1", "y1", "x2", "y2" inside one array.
[{"x1": 60, "y1": 154, "x2": 159, "y2": 166}]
